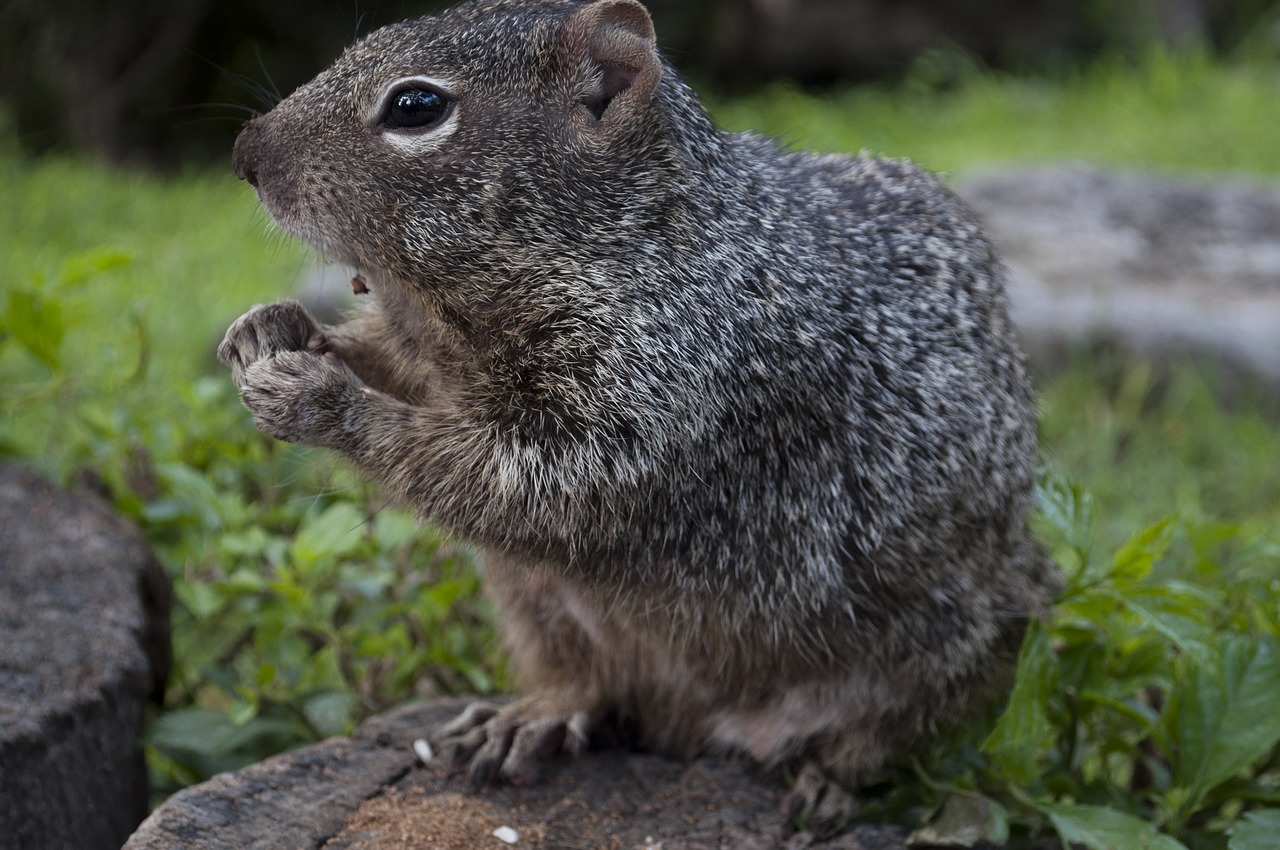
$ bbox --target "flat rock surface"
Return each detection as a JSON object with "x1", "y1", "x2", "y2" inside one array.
[
  {"x1": 958, "y1": 165, "x2": 1280, "y2": 388},
  {"x1": 127, "y1": 698, "x2": 912, "y2": 850},
  {"x1": 0, "y1": 462, "x2": 171, "y2": 850}
]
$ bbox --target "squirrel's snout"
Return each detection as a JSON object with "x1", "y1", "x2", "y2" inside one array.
[
  {"x1": 232, "y1": 119, "x2": 262, "y2": 187},
  {"x1": 235, "y1": 158, "x2": 258, "y2": 187}
]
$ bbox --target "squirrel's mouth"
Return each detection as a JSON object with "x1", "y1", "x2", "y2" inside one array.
[
  {"x1": 246, "y1": 182, "x2": 359, "y2": 275},
  {"x1": 275, "y1": 219, "x2": 370, "y2": 283}
]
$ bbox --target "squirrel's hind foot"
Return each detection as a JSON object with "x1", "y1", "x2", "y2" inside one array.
[
  {"x1": 782, "y1": 761, "x2": 860, "y2": 839},
  {"x1": 436, "y1": 696, "x2": 593, "y2": 787}
]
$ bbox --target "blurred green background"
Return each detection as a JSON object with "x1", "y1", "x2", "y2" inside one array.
[{"x1": 2, "y1": 1, "x2": 1280, "y2": 847}]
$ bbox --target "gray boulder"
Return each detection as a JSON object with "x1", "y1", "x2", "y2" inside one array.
[{"x1": 958, "y1": 165, "x2": 1280, "y2": 392}]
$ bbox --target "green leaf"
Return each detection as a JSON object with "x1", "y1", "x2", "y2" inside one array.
[
  {"x1": 1037, "y1": 802, "x2": 1189, "y2": 850},
  {"x1": 1111, "y1": 517, "x2": 1177, "y2": 585},
  {"x1": 372, "y1": 509, "x2": 423, "y2": 551},
  {"x1": 1229, "y1": 809, "x2": 1280, "y2": 850},
  {"x1": 5, "y1": 287, "x2": 64, "y2": 369},
  {"x1": 227, "y1": 700, "x2": 258, "y2": 727},
  {"x1": 340, "y1": 565, "x2": 394, "y2": 600},
  {"x1": 146, "y1": 707, "x2": 299, "y2": 759},
  {"x1": 907, "y1": 793, "x2": 1010, "y2": 846},
  {"x1": 1109, "y1": 590, "x2": 1215, "y2": 668},
  {"x1": 1176, "y1": 637, "x2": 1280, "y2": 807},
  {"x1": 224, "y1": 568, "x2": 268, "y2": 594},
  {"x1": 981, "y1": 622, "x2": 1058, "y2": 782},
  {"x1": 176, "y1": 582, "x2": 224, "y2": 620},
  {"x1": 1078, "y1": 692, "x2": 1159, "y2": 729},
  {"x1": 356, "y1": 631, "x2": 401, "y2": 657},
  {"x1": 1036, "y1": 475, "x2": 1095, "y2": 573},
  {"x1": 292, "y1": 501, "x2": 369, "y2": 568},
  {"x1": 303, "y1": 690, "x2": 359, "y2": 738},
  {"x1": 221, "y1": 527, "x2": 275, "y2": 559},
  {"x1": 57, "y1": 247, "x2": 132, "y2": 287},
  {"x1": 156, "y1": 462, "x2": 229, "y2": 531}
]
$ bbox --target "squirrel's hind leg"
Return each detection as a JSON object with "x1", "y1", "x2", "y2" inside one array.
[{"x1": 437, "y1": 553, "x2": 608, "y2": 786}]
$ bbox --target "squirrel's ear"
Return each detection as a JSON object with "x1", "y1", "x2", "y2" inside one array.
[{"x1": 559, "y1": 0, "x2": 661, "y2": 126}]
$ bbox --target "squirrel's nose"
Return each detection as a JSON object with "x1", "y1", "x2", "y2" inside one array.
[{"x1": 232, "y1": 119, "x2": 262, "y2": 187}]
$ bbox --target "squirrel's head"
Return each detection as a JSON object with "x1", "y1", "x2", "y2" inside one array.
[{"x1": 233, "y1": 0, "x2": 685, "y2": 296}]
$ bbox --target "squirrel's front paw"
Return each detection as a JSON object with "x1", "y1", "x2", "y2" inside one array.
[
  {"x1": 236, "y1": 350, "x2": 365, "y2": 447},
  {"x1": 218, "y1": 300, "x2": 326, "y2": 382}
]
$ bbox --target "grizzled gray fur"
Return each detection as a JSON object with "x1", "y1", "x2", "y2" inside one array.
[{"x1": 220, "y1": 0, "x2": 1060, "y2": 827}]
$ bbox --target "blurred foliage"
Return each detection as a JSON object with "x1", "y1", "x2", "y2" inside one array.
[{"x1": 2, "y1": 44, "x2": 1279, "y2": 846}]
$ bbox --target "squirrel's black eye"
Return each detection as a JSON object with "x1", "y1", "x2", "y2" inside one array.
[{"x1": 382, "y1": 87, "x2": 451, "y2": 130}]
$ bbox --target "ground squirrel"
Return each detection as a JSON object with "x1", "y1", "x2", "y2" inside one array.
[{"x1": 220, "y1": 0, "x2": 1060, "y2": 830}]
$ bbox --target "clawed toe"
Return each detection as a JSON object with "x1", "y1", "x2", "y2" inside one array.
[
  {"x1": 438, "y1": 701, "x2": 501, "y2": 740},
  {"x1": 468, "y1": 720, "x2": 518, "y2": 786},
  {"x1": 438, "y1": 723, "x2": 489, "y2": 772},
  {"x1": 502, "y1": 715, "x2": 568, "y2": 784}
]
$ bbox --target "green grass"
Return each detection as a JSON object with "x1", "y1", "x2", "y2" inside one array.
[
  {"x1": 1039, "y1": 357, "x2": 1280, "y2": 561},
  {"x1": 3, "y1": 49, "x2": 1280, "y2": 846},
  {"x1": 709, "y1": 50, "x2": 1280, "y2": 176}
]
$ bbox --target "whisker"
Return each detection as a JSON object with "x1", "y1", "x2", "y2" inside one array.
[
  {"x1": 251, "y1": 44, "x2": 284, "y2": 105},
  {"x1": 193, "y1": 52, "x2": 280, "y2": 111}
]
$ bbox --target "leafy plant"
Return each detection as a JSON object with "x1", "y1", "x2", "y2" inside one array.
[
  {"x1": 144, "y1": 447, "x2": 497, "y2": 791},
  {"x1": 871, "y1": 476, "x2": 1280, "y2": 850},
  {"x1": 95, "y1": 377, "x2": 499, "y2": 793},
  {"x1": 0, "y1": 247, "x2": 135, "y2": 458},
  {"x1": 0, "y1": 247, "x2": 128, "y2": 371}
]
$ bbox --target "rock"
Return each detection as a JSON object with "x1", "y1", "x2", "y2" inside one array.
[
  {"x1": 0, "y1": 462, "x2": 171, "y2": 850},
  {"x1": 957, "y1": 165, "x2": 1280, "y2": 395},
  {"x1": 126, "y1": 698, "x2": 912, "y2": 850}
]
